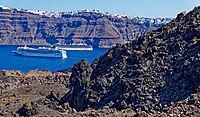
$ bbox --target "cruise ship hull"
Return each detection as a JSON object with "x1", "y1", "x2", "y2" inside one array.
[
  {"x1": 13, "y1": 46, "x2": 67, "y2": 58},
  {"x1": 13, "y1": 51, "x2": 63, "y2": 58}
]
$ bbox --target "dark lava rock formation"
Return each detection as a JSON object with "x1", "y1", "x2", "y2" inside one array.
[
  {"x1": 61, "y1": 6, "x2": 200, "y2": 116},
  {"x1": 0, "y1": 7, "x2": 170, "y2": 48}
]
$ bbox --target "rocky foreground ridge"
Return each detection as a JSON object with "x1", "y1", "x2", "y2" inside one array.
[
  {"x1": 0, "y1": 69, "x2": 74, "y2": 116},
  {"x1": 0, "y1": 6, "x2": 171, "y2": 48},
  {"x1": 0, "y1": 70, "x2": 137, "y2": 116},
  {"x1": 0, "y1": 69, "x2": 70, "y2": 89},
  {"x1": 60, "y1": 6, "x2": 200, "y2": 116}
]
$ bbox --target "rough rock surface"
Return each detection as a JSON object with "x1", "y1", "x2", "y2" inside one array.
[
  {"x1": 0, "y1": 69, "x2": 71, "y2": 90},
  {"x1": 60, "y1": 59, "x2": 92, "y2": 111},
  {"x1": 0, "y1": 83, "x2": 69, "y2": 116},
  {"x1": 0, "y1": 7, "x2": 170, "y2": 48},
  {"x1": 62, "y1": 6, "x2": 200, "y2": 116},
  {"x1": 17, "y1": 102, "x2": 39, "y2": 116},
  {"x1": 0, "y1": 70, "x2": 137, "y2": 116},
  {"x1": 0, "y1": 69, "x2": 70, "y2": 116}
]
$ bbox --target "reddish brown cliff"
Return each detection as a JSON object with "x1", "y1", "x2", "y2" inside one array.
[{"x1": 0, "y1": 7, "x2": 171, "y2": 48}]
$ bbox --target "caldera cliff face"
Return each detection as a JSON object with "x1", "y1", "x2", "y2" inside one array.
[{"x1": 0, "y1": 7, "x2": 171, "y2": 48}]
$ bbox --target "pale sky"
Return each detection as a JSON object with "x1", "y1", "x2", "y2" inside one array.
[{"x1": 1, "y1": 0, "x2": 200, "y2": 18}]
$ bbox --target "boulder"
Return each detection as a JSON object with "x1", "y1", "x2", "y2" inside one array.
[{"x1": 60, "y1": 59, "x2": 92, "y2": 111}]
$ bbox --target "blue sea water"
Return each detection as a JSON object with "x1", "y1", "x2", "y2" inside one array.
[{"x1": 0, "y1": 45, "x2": 108, "y2": 73}]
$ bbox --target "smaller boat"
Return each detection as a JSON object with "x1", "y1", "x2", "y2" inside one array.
[
  {"x1": 13, "y1": 46, "x2": 67, "y2": 58},
  {"x1": 55, "y1": 43, "x2": 93, "y2": 51}
]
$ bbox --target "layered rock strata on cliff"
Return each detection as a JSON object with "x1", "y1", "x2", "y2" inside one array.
[{"x1": 0, "y1": 7, "x2": 171, "y2": 48}]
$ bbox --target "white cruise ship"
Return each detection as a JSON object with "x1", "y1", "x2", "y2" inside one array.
[
  {"x1": 13, "y1": 46, "x2": 67, "y2": 58},
  {"x1": 55, "y1": 43, "x2": 93, "y2": 51}
]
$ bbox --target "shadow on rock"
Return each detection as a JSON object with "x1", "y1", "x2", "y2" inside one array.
[
  {"x1": 157, "y1": 44, "x2": 200, "y2": 106},
  {"x1": 16, "y1": 102, "x2": 39, "y2": 116}
]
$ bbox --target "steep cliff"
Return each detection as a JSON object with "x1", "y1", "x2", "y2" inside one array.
[
  {"x1": 0, "y1": 7, "x2": 171, "y2": 48},
  {"x1": 62, "y1": 6, "x2": 200, "y2": 116}
]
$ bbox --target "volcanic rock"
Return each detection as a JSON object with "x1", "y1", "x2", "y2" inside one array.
[
  {"x1": 17, "y1": 102, "x2": 39, "y2": 116},
  {"x1": 62, "y1": 6, "x2": 200, "y2": 116},
  {"x1": 60, "y1": 59, "x2": 92, "y2": 111},
  {"x1": 0, "y1": 69, "x2": 70, "y2": 89}
]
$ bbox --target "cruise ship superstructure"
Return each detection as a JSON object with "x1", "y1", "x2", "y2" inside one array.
[{"x1": 55, "y1": 43, "x2": 93, "y2": 51}]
